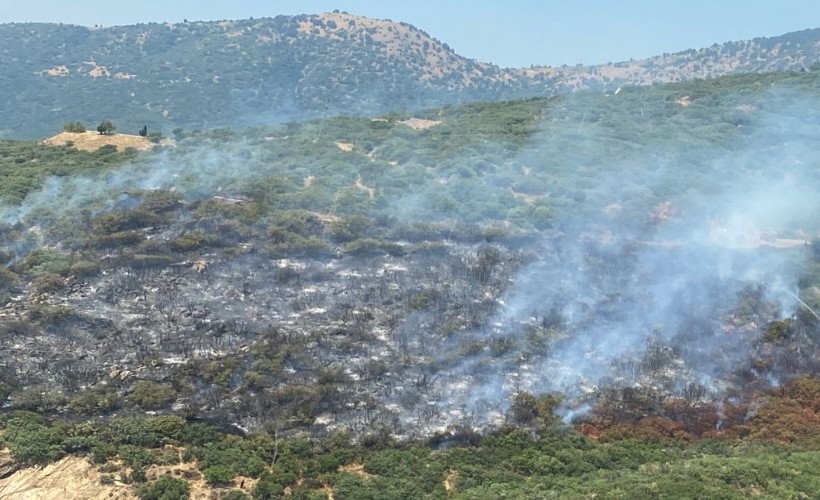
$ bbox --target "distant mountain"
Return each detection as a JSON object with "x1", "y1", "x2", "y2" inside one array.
[
  {"x1": 1, "y1": 12, "x2": 819, "y2": 138},
  {"x1": 516, "y1": 28, "x2": 820, "y2": 92}
]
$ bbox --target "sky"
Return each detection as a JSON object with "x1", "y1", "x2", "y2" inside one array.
[{"x1": 3, "y1": 1, "x2": 820, "y2": 68}]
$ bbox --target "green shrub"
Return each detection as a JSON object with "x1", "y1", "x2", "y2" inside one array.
[
  {"x1": 119, "y1": 444, "x2": 156, "y2": 469},
  {"x1": 764, "y1": 319, "x2": 793, "y2": 342},
  {"x1": 251, "y1": 475, "x2": 284, "y2": 500},
  {"x1": 191, "y1": 438, "x2": 267, "y2": 478},
  {"x1": 90, "y1": 444, "x2": 117, "y2": 464},
  {"x1": 93, "y1": 209, "x2": 161, "y2": 234},
  {"x1": 203, "y1": 465, "x2": 235, "y2": 486},
  {"x1": 178, "y1": 422, "x2": 222, "y2": 447},
  {"x1": 266, "y1": 233, "x2": 331, "y2": 257},
  {"x1": 109, "y1": 415, "x2": 187, "y2": 448},
  {"x1": 69, "y1": 390, "x2": 120, "y2": 415},
  {"x1": 195, "y1": 199, "x2": 264, "y2": 223},
  {"x1": 0, "y1": 411, "x2": 67, "y2": 465},
  {"x1": 27, "y1": 305, "x2": 75, "y2": 325},
  {"x1": 0, "y1": 267, "x2": 20, "y2": 298},
  {"x1": 170, "y1": 232, "x2": 208, "y2": 252},
  {"x1": 268, "y1": 210, "x2": 324, "y2": 237},
  {"x1": 99, "y1": 462, "x2": 121, "y2": 473},
  {"x1": 94, "y1": 230, "x2": 146, "y2": 249},
  {"x1": 17, "y1": 249, "x2": 72, "y2": 276},
  {"x1": 63, "y1": 122, "x2": 87, "y2": 133},
  {"x1": 29, "y1": 272, "x2": 65, "y2": 294},
  {"x1": 328, "y1": 215, "x2": 371, "y2": 243},
  {"x1": 128, "y1": 254, "x2": 174, "y2": 270},
  {"x1": 221, "y1": 491, "x2": 251, "y2": 500},
  {"x1": 129, "y1": 381, "x2": 177, "y2": 410},
  {"x1": 139, "y1": 190, "x2": 182, "y2": 213},
  {"x1": 69, "y1": 260, "x2": 100, "y2": 277},
  {"x1": 343, "y1": 238, "x2": 405, "y2": 256},
  {"x1": 137, "y1": 475, "x2": 190, "y2": 500}
]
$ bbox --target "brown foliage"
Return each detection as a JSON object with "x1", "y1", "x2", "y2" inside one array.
[{"x1": 742, "y1": 378, "x2": 820, "y2": 445}]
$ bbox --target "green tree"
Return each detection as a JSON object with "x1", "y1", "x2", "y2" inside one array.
[{"x1": 97, "y1": 120, "x2": 117, "y2": 135}]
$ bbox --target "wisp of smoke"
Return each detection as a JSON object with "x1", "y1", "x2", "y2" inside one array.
[{"x1": 433, "y1": 90, "x2": 820, "y2": 425}]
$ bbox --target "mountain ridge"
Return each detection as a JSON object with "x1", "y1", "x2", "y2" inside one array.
[{"x1": 1, "y1": 13, "x2": 819, "y2": 138}]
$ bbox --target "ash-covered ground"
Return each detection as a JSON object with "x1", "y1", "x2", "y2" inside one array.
[{"x1": 1, "y1": 197, "x2": 816, "y2": 439}]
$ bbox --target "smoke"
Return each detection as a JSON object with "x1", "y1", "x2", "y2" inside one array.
[
  {"x1": 1, "y1": 84, "x2": 818, "y2": 434},
  {"x1": 429, "y1": 90, "x2": 820, "y2": 424}
]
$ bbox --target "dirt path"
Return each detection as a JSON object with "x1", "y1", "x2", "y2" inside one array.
[{"x1": 355, "y1": 175, "x2": 376, "y2": 199}]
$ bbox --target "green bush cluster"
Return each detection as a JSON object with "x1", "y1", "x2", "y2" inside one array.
[
  {"x1": 63, "y1": 122, "x2": 87, "y2": 133},
  {"x1": 136, "y1": 475, "x2": 190, "y2": 500},
  {"x1": 129, "y1": 381, "x2": 177, "y2": 410},
  {"x1": 0, "y1": 390, "x2": 818, "y2": 499}
]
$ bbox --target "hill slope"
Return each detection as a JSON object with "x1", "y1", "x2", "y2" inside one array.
[{"x1": 2, "y1": 14, "x2": 820, "y2": 138}]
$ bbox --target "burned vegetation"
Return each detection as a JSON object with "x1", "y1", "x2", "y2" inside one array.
[
  {"x1": 0, "y1": 190, "x2": 535, "y2": 436},
  {"x1": 0, "y1": 71, "x2": 819, "y2": 498}
]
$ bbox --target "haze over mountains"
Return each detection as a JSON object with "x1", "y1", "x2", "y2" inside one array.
[{"x1": 2, "y1": 11, "x2": 820, "y2": 138}]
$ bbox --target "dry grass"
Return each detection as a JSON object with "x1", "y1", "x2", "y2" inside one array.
[
  {"x1": 338, "y1": 462, "x2": 373, "y2": 479},
  {"x1": 42, "y1": 65, "x2": 69, "y2": 77},
  {"x1": 509, "y1": 188, "x2": 546, "y2": 205},
  {"x1": 444, "y1": 469, "x2": 458, "y2": 492},
  {"x1": 0, "y1": 447, "x2": 258, "y2": 500},
  {"x1": 398, "y1": 118, "x2": 441, "y2": 130},
  {"x1": 43, "y1": 131, "x2": 157, "y2": 152}
]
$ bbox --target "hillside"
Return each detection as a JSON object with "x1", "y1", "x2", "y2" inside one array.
[
  {"x1": 0, "y1": 12, "x2": 509, "y2": 138},
  {"x1": 0, "y1": 65, "x2": 819, "y2": 498},
  {"x1": 2, "y1": 13, "x2": 820, "y2": 138}
]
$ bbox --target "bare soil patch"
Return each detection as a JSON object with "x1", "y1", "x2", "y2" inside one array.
[
  {"x1": 0, "y1": 456, "x2": 134, "y2": 500},
  {"x1": 333, "y1": 141, "x2": 354, "y2": 152},
  {"x1": 398, "y1": 118, "x2": 442, "y2": 130}
]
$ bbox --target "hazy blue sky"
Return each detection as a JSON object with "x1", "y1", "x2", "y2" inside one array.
[{"x1": 3, "y1": 1, "x2": 820, "y2": 67}]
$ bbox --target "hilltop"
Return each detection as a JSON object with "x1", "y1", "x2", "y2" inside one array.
[
  {"x1": 2, "y1": 13, "x2": 820, "y2": 138},
  {"x1": 42, "y1": 131, "x2": 159, "y2": 152}
]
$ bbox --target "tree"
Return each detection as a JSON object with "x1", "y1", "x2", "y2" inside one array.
[
  {"x1": 139, "y1": 125, "x2": 148, "y2": 137},
  {"x1": 97, "y1": 120, "x2": 117, "y2": 135}
]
